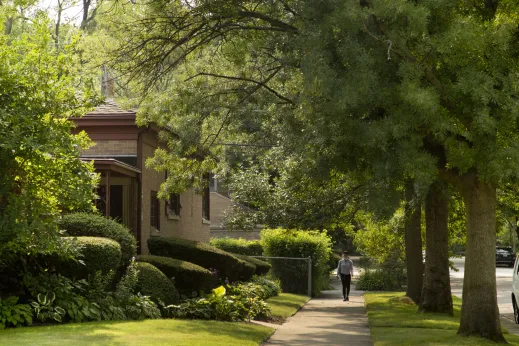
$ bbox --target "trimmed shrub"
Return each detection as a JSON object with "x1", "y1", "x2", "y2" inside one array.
[
  {"x1": 135, "y1": 255, "x2": 213, "y2": 294},
  {"x1": 210, "y1": 237, "x2": 263, "y2": 256},
  {"x1": 148, "y1": 237, "x2": 251, "y2": 282},
  {"x1": 261, "y1": 229, "x2": 332, "y2": 296},
  {"x1": 61, "y1": 237, "x2": 121, "y2": 278},
  {"x1": 241, "y1": 261, "x2": 256, "y2": 281},
  {"x1": 59, "y1": 213, "x2": 137, "y2": 265},
  {"x1": 134, "y1": 262, "x2": 179, "y2": 305},
  {"x1": 231, "y1": 253, "x2": 271, "y2": 276}
]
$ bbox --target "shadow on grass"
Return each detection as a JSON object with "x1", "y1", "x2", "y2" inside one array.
[
  {"x1": 365, "y1": 292, "x2": 463, "y2": 330},
  {"x1": 0, "y1": 319, "x2": 274, "y2": 346}
]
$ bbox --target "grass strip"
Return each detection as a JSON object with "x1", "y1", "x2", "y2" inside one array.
[
  {"x1": 0, "y1": 319, "x2": 274, "y2": 346},
  {"x1": 266, "y1": 292, "x2": 309, "y2": 319},
  {"x1": 365, "y1": 292, "x2": 519, "y2": 346}
]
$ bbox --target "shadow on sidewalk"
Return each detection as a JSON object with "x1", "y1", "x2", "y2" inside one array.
[{"x1": 262, "y1": 275, "x2": 373, "y2": 346}]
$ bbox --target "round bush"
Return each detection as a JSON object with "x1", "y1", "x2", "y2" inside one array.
[
  {"x1": 61, "y1": 237, "x2": 121, "y2": 278},
  {"x1": 148, "y1": 237, "x2": 247, "y2": 282},
  {"x1": 210, "y1": 238, "x2": 263, "y2": 256},
  {"x1": 59, "y1": 213, "x2": 137, "y2": 265},
  {"x1": 134, "y1": 262, "x2": 179, "y2": 305},
  {"x1": 136, "y1": 255, "x2": 213, "y2": 294},
  {"x1": 231, "y1": 253, "x2": 271, "y2": 276}
]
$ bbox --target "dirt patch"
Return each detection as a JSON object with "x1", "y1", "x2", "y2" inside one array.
[
  {"x1": 255, "y1": 315, "x2": 286, "y2": 325},
  {"x1": 389, "y1": 296, "x2": 416, "y2": 305}
]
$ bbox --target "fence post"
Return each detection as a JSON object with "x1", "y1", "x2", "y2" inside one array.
[{"x1": 307, "y1": 256, "x2": 312, "y2": 297}]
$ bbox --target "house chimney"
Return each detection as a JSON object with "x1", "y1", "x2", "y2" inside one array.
[{"x1": 101, "y1": 65, "x2": 115, "y2": 99}]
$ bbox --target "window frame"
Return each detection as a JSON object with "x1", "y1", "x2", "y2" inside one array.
[{"x1": 150, "y1": 191, "x2": 160, "y2": 231}]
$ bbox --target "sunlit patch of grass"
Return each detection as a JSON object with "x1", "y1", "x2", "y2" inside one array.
[
  {"x1": 0, "y1": 319, "x2": 274, "y2": 346},
  {"x1": 265, "y1": 292, "x2": 309, "y2": 319},
  {"x1": 365, "y1": 292, "x2": 519, "y2": 346}
]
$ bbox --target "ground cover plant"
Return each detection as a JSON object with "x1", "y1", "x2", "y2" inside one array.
[
  {"x1": 0, "y1": 319, "x2": 275, "y2": 346},
  {"x1": 365, "y1": 292, "x2": 519, "y2": 345},
  {"x1": 167, "y1": 282, "x2": 273, "y2": 322}
]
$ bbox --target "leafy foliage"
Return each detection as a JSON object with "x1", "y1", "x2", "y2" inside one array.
[
  {"x1": 60, "y1": 237, "x2": 122, "y2": 279},
  {"x1": 124, "y1": 293, "x2": 162, "y2": 320},
  {"x1": 23, "y1": 272, "x2": 101, "y2": 323},
  {"x1": 0, "y1": 20, "x2": 98, "y2": 258},
  {"x1": 0, "y1": 296, "x2": 32, "y2": 328},
  {"x1": 148, "y1": 236, "x2": 253, "y2": 282},
  {"x1": 230, "y1": 253, "x2": 271, "y2": 276},
  {"x1": 167, "y1": 285, "x2": 270, "y2": 322},
  {"x1": 210, "y1": 238, "x2": 263, "y2": 256},
  {"x1": 59, "y1": 213, "x2": 137, "y2": 266},
  {"x1": 134, "y1": 262, "x2": 179, "y2": 306},
  {"x1": 261, "y1": 229, "x2": 332, "y2": 296},
  {"x1": 30, "y1": 293, "x2": 66, "y2": 323}
]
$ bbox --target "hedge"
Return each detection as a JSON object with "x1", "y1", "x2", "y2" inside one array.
[
  {"x1": 261, "y1": 229, "x2": 332, "y2": 296},
  {"x1": 148, "y1": 237, "x2": 254, "y2": 282},
  {"x1": 136, "y1": 255, "x2": 214, "y2": 294},
  {"x1": 134, "y1": 262, "x2": 179, "y2": 305},
  {"x1": 230, "y1": 253, "x2": 271, "y2": 276},
  {"x1": 61, "y1": 237, "x2": 122, "y2": 278},
  {"x1": 210, "y1": 237, "x2": 263, "y2": 256},
  {"x1": 59, "y1": 213, "x2": 137, "y2": 266}
]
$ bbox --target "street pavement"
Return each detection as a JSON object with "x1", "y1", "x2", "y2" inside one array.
[{"x1": 449, "y1": 257, "x2": 518, "y2": 333}]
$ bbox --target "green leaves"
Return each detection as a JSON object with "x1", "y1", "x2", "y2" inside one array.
[
  {"x1": 0, "y1": 296, "x2": 32, "y2": 328},
  {"x1": 0, "y1": 18, "x2": 98, "y2": 257}
]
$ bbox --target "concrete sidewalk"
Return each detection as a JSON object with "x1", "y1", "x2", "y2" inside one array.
[{"x1": 262, "y1": 276, "x2": 373, "y2": 346}]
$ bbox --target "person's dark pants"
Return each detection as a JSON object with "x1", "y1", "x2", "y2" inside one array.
[{"x1": 340, "y1": 274, "x2": 351, "y2": 298}]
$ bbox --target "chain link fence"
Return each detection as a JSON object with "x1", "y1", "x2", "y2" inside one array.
[{"x1": 252, "y1": 256, "x2": 312, "y2": 296}]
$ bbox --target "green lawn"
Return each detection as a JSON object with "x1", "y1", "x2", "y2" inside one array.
[
  {"x1": 0, "y1": 319, "x2": 274, "y2": 346},
  {"x1": 266, "y1": 292, "x2": 309, "y2": 319},
  {"x1": 365, "y1": 292, "x2": 519, "y2": 346}
]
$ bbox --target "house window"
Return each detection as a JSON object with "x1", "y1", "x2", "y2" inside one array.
[
  {"x1": 166, "y1": 193, "x2": 181, "y2": 216},
  {"x1": 202, "y1": 178, "x2": 210, "y2": 221},
  {"x1": 150, "y1": 191, "x2": 160, "y2": 231}
]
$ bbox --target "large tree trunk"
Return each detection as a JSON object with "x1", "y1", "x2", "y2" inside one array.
[
  {"x1": 404, "y1": 179, "x2": 423, "y2": 304},
  {"x1": 419, "y1": 181, "x2": 452, "y2": 314},
  {"x1": 457, "y1": 172, "x2": 504, "y2": 342}
]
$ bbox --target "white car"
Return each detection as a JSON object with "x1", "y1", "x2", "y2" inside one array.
[{"x1": 512, "y1": 254, "x2": 519, "y2": 323}]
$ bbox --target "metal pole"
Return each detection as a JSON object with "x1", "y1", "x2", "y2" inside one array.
[{"x1": 307, "y1": 256, "x2": 312, "y2": 297}]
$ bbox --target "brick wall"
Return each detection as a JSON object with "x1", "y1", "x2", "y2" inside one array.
[
  {"x1": 210, "y1": 192, "x2": 233, "y2": 228},
  {"x1": 83, "y1": 140, "x2": 137, "y2": 156},
  {"x1": 140, "y1": 132, "x2": 210, "y2": 254}
]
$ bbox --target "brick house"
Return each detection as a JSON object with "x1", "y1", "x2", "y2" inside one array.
[{"x1": 72, "y1": 99, "x2": 211, "y2": 254}]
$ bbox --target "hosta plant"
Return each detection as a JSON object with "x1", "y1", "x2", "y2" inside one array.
[
  {"x1": 0, "y1": 296, "x2": 33, "y2": 328},
  {"x1": 30, "y1": 293, "x2": 66, "y2": 323}
]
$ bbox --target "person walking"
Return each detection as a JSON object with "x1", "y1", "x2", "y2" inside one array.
[{"x1": 336, "y1": 250, "x2": 354, "y2": 301}]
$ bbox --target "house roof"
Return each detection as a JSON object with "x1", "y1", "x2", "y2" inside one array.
[
  {"x1": 82, "y1": 157, "x2": 141, "y2": 178},
  {"x1": 85, "y1": 98, "x2": 137, "y2": 117}
]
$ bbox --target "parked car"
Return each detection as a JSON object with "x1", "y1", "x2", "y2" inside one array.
[
  {"x1": 511, "y1": 254, "x2": 519, "y2": 323},
  {"x1": 497, "y1": 246, "x2": 515, "y2": 267}
]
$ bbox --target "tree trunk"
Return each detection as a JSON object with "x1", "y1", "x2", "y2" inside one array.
[
  {"x1": 457, "y1": 172, "x2": 505, "y2": 342},
  {"x1": 404, "y1": 179, "x2": 423, "y2": 304},
  {"x1": 419, "y1": 181, "x2": 452, "y2": 314},
  {"x1": 4, "y1": 17, "x2": 12, "y2": 35}
]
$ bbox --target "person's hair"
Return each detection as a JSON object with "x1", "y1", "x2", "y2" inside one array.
[{"x1": 342, "y1": 250, "x2": 349, "y2": 255}]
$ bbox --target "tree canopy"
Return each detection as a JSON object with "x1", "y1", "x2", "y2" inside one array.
[{"x1": 0, "y1": 19, "x2": 98, "y2": 256}]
